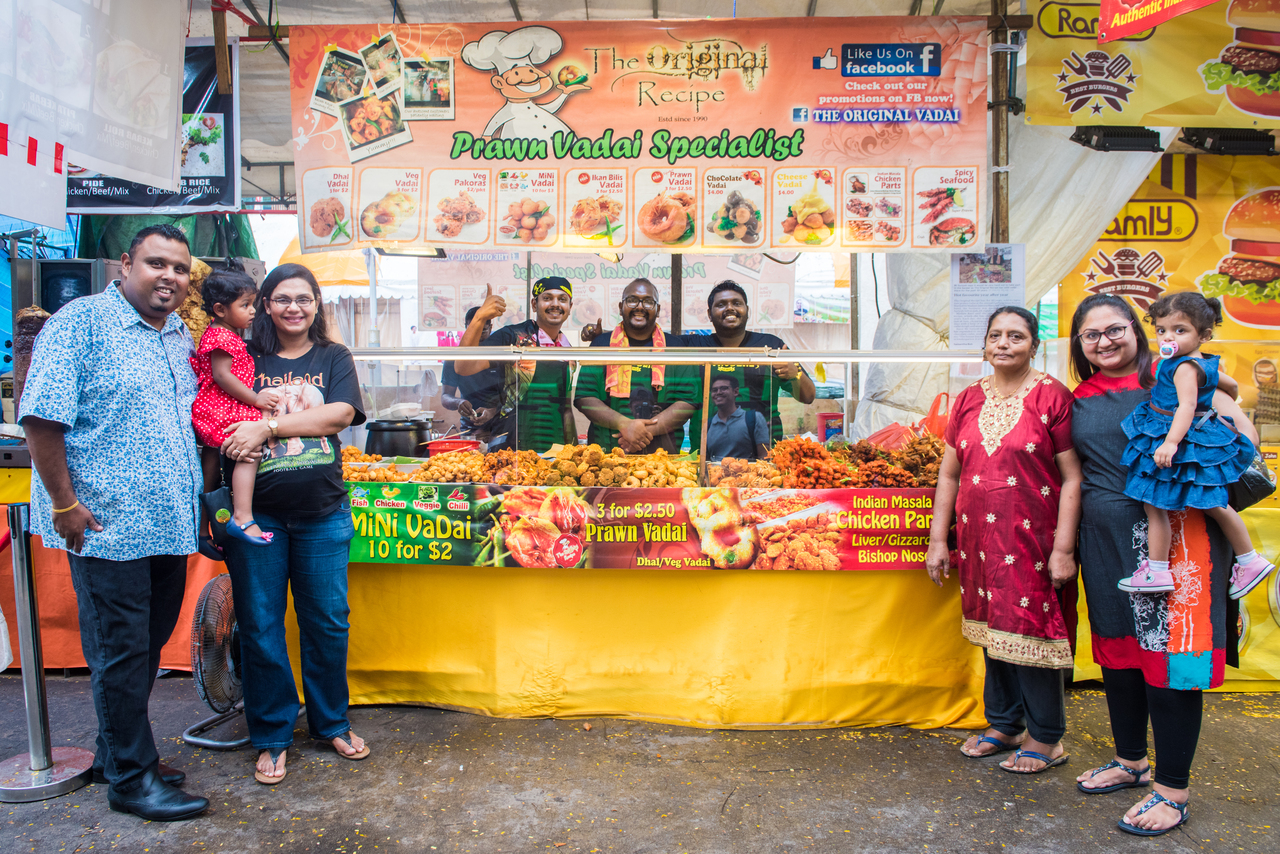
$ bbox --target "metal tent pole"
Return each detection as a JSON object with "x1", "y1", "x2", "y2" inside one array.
[{"x1": 0, "y1": 504, "x2": 93, "y2": 802}]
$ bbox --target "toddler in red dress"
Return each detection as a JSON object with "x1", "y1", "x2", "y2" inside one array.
[{"x1": 191, "y1": 265, "x2": 282, "y2": 546}]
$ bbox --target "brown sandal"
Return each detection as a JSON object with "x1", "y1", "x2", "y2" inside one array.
[
  {"x1": 254, "y1": 749, "x2": 287, "y2": 784},
  {"x1": 319, "y1": 731, "x2": 369, "y2": 760}
]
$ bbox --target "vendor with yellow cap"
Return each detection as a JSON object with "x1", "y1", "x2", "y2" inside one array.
[{"x1": 455, "y1": 276, "x2": 578, "y2": 451}]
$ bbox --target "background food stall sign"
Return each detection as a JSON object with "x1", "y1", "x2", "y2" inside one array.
[
  {"x1": 1028, "y1": 0, "x2": 1280, "y2": 126},
  {"x1": 348, "y1": 484, "x2": 936, "y2": 570},
  {"x1": 1058, "y1": 153, "x2": 1280, "y2": 492},
  {"x1": 1097, "y1": 0, "x2": 1220, "y2": 43},
  {"x1": 68, "y1": 43, "x2": 242, "y2": 214},
  {"x1": 289, "y1": 19, "x2": 988, "y2": 255}
]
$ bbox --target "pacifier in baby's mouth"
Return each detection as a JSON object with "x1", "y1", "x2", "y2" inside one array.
[{"x1": 1159, "y1": 340, "x2": 1179, "y2": 358}]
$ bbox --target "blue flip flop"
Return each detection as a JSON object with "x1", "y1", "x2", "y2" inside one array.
[
  {"x1": 962, "y1": 735, "x2": 1019, "y2": 758},
  {"x1": 1000, "y1": 748, "x2": 1069, "y2": 774},
  {"x1": 1077, "y1": 759, "x2": 1151, "y2": 794},
  {"x1": 1118, "y1": 791, "x2": 1188, "y2": 837}
]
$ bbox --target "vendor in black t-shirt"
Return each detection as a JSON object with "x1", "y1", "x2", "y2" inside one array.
[{"x1": 441, "y1": 305, "x2": 503, "y2": 437}]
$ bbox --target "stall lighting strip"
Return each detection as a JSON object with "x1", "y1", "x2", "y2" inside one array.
[{"x1": 349, "y1": 347, "x2": 985, "y2": 364}]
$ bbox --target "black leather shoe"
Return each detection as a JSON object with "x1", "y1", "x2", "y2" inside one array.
[
  {"x1": 107, "y1": 769, "x2": 208, "y2": 822},
  {"x1": 93, "y1": 763, "x2": 186, "y2": 787}
]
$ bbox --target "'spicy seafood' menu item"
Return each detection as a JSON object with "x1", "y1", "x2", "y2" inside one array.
[{"x1": 912, "y1": 167, "x2": 979, "y2": 249}]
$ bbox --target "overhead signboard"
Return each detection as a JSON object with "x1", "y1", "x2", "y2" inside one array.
[{"x1": 289, "y1": 18, "x2": 989, "y2": 255}]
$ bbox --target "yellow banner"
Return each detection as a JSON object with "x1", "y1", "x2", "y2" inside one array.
[{"x1": 1027, "y1": 0, "x2": 1280, "y2": 126}]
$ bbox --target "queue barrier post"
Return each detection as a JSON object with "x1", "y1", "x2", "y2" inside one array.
[{"x1": 0, "y1": 503, "x2": 93, "y2": 802}]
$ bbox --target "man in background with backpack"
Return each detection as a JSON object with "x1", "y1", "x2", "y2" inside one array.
[{"x1": 705, "y1": 375, "x2": 770, "y2": 462}]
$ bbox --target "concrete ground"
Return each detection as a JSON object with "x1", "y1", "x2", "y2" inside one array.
[{"x1": 0, "y1": 673, "x2": 1276, "y2": 853}]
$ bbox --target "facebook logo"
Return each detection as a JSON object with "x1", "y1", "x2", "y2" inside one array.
[{"x1": 793, "y1": 107, "x2": 809, "y2": 122}]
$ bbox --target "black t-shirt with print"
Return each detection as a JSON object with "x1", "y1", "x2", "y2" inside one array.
[{"x1": 250, "y1": 342, "x2": 366, "y2": 519}]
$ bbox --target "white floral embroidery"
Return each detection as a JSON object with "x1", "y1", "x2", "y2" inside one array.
[
  {"x1": 987, "y1": 590, "x2": 994, "y2": 600},
  {"x1": 986, "y1": 513, "x2": 996, "y2": 523},
  {"x1": 1019, "y1": 596, "x2": 1029, "y2": 608},
  {"x1": 1025, "y1": 442, "x2": 1036, "y2": 453},
  {"x1": 1007, "y1": 476, "x2": 1018, "y2": 486},
  {"x1": 962, "y1": 513, "x2": 968, "y2": 524},
  {"x1": 1022, "y1": 519, "x2": 1031, "y2": 529},
  {"x1": 977, "y1": 587, "x2": 984, "y2": 598},
  {"x1": 979, "y1": 550, "x2": 986, "y2": 562},
  {"x1": 1043, "y1": 602, "x2": 1050, "y2": 612},
  {"x1": 1004, "y1": 554, "x2": 1015, "y2": 564},
  {"x1": 960, "y1": 550, "x2": 967, "y2": 560},
  {"x1": 1040, "y1": 413, "x2": 1049, "y2": 424},
  {"x1": 960, "y1": 586, "x2": 965, "y2": 595},
  {"x1": 1035, "y1": 561, "x2": 1044, "y2": 572},
  {"x1": 960, "y1": 439, "x2": 968, "y2": 449},
  {"x1": 1040, "y1": 486, "x2": 1051, "y2": 497},
  {"x1": 972, "y1": 475, "x2": 981, "y2": 485}
]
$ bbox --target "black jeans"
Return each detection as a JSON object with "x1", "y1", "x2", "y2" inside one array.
[
  {"x1": 67, "y1": 552, "x2": 186, "y2": 794},
  {"x1": 983, "y1": 651, "x2": 1067, "y2": 745},
  {"x1": 1102, "y1": 666, "x2": 1203, "y2": 790}
]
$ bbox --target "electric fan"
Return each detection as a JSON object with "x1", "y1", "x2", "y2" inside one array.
[{"x1": 182, "y1": 575, "x2": 250, "y2": 749}]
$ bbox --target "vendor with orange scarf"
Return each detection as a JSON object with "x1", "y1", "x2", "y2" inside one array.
[{"x1": 574, "y1": 278, "x2": 697, "y2": 453}]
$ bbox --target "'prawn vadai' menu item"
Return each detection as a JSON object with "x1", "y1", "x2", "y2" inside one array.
[
  {"x1": 428, "y1": 169, "x2": 492, "y2": 244},
  {"x1": 634, "y1": 169, "x2": 697, "y2": 247},
  {"x1": 339, "y1": 92, "x2": 412, "y2": 162},
  {"x1": 774, "y1": 169, "x2": 835, "y2": 247},
  {"x1": 358, "y1": 167, "x2": 422, "y2": 240},
  {"x1": 310, "y1": 47, "x2": 367, "y2": 117},
  {"x1": 703, "y1": 168, "x2": 765, "y2": 247},
  {"x1": 565, "y1": 169, "x2": 627, "y2": 248},
  {"x1": 911, "y1": 166, "x2": 979, "y2": 249},
  {"x1": 496, "y1": 169, "x2": 558, "y2": 245},
  {"x1": 301, "y1": 167, "x2": 354, "y2": 248}
]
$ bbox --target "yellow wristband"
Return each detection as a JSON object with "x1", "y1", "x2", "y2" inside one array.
[{"x1": 52, "y1": 500, "x2": 80, "y2": 515}]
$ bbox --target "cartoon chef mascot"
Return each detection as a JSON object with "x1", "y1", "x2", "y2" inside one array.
[{"x1": 461, "y1": 26, "x2": 589, "y2": 143}]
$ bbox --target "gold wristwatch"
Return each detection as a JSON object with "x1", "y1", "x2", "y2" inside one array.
[{"x1": 268, "y1": 418, "x2": 279, "y2": 439}]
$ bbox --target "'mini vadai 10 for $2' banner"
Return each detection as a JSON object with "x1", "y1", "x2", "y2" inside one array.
[
  {"x1": 1028, "y1": 0, "x2": 1280, "y2": 126},
  {"x1": 1058, "y1": 155, "x2": 1280, "y2": 462},
  {"x1": 288, "y1": 19, "x2": 987, "y2": 256}
]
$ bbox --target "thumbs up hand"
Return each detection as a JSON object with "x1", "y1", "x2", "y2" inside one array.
[
  {"x1": 818, "y1": 48, "x2": 838, "y2": 70},
  {"x1": 477, "y1": 283, "x2": 507, "y2": 322},
  {"x1": 579, "y1": 317, "x2": 603, "y2": 342}
]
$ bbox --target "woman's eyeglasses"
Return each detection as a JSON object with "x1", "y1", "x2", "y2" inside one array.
[
  {"x1": 1076, "y1": 321, "x2": 1131, "y2": 344},
  {"x1": 621, "y1": 296, "x2": 658, "y2": 309},
  {"x1": 269, "y1": 296, "x2": 315, "y2": 308}
]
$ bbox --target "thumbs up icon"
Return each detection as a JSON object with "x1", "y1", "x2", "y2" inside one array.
[{"x1": 813, "y1": 48, "x2": 838, "y2": 70}]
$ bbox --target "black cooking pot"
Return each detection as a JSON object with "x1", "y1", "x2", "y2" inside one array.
[{"x1": 364, "y1": 420, "x2": 431, "y2": 458}]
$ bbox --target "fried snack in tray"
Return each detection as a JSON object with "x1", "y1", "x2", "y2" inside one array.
[
  {"x1": 771, "y1": 437, "x2": 856, "y2": 489},
  {"x1": 888, "y1": 433, "x2": 944, "y2": 488},
  {"x1": 411, "y1": 450, "x2": 485, "y2": 483},
  {"x1": 544, "y1": 445, "x2": 697, "y2": 488},
  {"x1": 753, "y1": 511, "x2": 843, "y2": 572},
  {"x1": 342, "y1": 446, "x2": 383, "y2": 463},
  {"x1": 343, "y1": 463, "x2": 412, "y2": 482},
  {"x1": 708, "y1": 457, "x2": 782, "y2": 488}
]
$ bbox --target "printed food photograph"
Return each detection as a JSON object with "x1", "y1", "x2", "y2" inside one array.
[
  {"x1": 707, "y1": 191, "x2": 762, "y2": 244},
  {"x1": 180, "y1": 114, "x2": 224, "y2": 176},
  {"x1": 780, "y1": 179, "x2": 836, "y2": 246},
  {"x1": 342, "y1": 93, "x2": 407, "y2": 148},
  {"x1": 93, "y1": 39, "x2": 171, "y2": 133},
  {"x1": 361, "y1": 191, "x2": 417, "y2": 239},
  {"x1": 310, "y1": 198, "x2": 351, "y2": 243},
  {"x1": 755, "y1": 297, "x2": 788, "y2": 325},
  {"x1": 847, "y1": 220, "x2": 874, "y2": 242},
  {"x1": 315, "y1": 50, "x2": 366, "y2": 104},
  {"x1": 570, "y1": 196, "x2": 624, "y2": 242},
  {"x1": 918, "y1": 187, "x2": 964, "y2": 226},
  {"x1": 928, "y1": 217, "x2": 976, "y2": 247},
  {"x1": 638, "y1": 191, "x2": 696, "y2": 246},
  {"x1": 420, "y1": 292, "x2": 455, "y2": 328},
  {"x1": 570, "y1": 297, "x2": 603, "y2": 328},
  {"x1": 500, "y1": 197, "x2": 556, "y2": 243},
  {"x1": 875, "y1": 221, "x2": 902, "y2": 243},
  {"x1": 360, "y1": 33, "x2": 403, "y2": 91},
  {"x1": 848, "y1": 173, "x2": 868, "y2": 194},
  {"x1": 846, "y1": 197, "x2": 873, "y2": 218},
  {"x1": 434, "y1": 190, "x2": 486, "y2": 238},
  {"x1": 875, "y1": 197, "x2": 903, "y2": 218}
]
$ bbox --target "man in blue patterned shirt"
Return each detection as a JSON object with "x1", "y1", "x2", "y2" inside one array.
[{"x1": 22, "y1": 224, "x2": 210, "y2": 821}]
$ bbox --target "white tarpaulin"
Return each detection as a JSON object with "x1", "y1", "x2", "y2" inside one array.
[
  {"x1": 0, "y1": 129, "x2": 67, "y2": 229},
  {"x1": 853, "y1": 87, "x2": 1176, "y2": 436},
  {"x1": 0, "y1": 0, "x2": 185, "y2": 192}
]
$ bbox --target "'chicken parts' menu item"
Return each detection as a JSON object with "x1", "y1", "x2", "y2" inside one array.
[
  {"x1": 841, "y1": 167, "x2": 906, "y2": 248},
  {"x1": 289, "y1": 18, "x2": 989, "y2": 254}
]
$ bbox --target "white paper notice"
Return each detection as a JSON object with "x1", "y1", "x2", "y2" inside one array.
[{"x1": 949, "y1": 244, "x2": 1026, "y2": 350}]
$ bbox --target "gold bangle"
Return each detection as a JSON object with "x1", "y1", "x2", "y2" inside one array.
[{"x1": 52, "y1": 500, "x2": 80, "y2": 515}]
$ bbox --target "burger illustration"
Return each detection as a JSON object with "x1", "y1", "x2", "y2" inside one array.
[
  {"x1": 1197, "y1": 188, "x2": 1280, "y2": 328},
  {"x1": 1200, "y1": 0, "x2": 1280, "y2": 117}
]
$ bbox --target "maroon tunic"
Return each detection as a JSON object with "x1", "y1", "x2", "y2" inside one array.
[{"x1": 946, "y1": 374, "x2": 1075, "y2": 668}]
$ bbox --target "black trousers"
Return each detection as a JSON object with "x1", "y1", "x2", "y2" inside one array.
[
  {"x1": 67, "y1": 553, "x2": 186, "y2": 794},
  {"x1": 1101, "y1": 666, "x2": 1203, "y2": 790},
  {"x1": 983, "y1": 651, "x2": 1068, "y2": 745}
]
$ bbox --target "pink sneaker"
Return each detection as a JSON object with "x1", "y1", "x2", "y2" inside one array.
[
  {"x1": 1118, "y1": 560, "x2": 1176, "y2": 593},
  {"x1": 1229, "y1": 554, "x2": 1276, "y2": 600}
]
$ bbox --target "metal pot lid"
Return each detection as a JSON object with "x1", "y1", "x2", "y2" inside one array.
[{"x1": 365, "y1": 420, "x2": 428, "y2": 431}]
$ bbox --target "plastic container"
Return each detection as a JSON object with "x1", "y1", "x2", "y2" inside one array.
[
  {"x1": 427, "y1": 438, "x2": 481, "y2": 456},
  {"x1": 818, "y1": 412, "x2": 844, "y2": 441}
]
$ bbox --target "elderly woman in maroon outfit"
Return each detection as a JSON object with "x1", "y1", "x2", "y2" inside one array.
[{"x1": 927, "y1": 306, "x2": 1083, "y2": 774}]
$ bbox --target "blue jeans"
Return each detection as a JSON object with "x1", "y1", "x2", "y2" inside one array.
[
  {"x1": 66, "y1": 553, "x2": 186, "y2": 794},
  {"x1": 222, "y1": 503, "x2": 355, "y2": 751}
]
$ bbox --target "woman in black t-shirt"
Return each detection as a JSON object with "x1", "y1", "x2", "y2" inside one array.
[{"x1": 219, "y1": 263, "x2": 368, "y2": 785}]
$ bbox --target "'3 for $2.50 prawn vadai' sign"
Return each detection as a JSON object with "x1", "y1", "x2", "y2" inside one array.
[{"x1": 290, "y1": 18, "x2": 988, "y2": 255}]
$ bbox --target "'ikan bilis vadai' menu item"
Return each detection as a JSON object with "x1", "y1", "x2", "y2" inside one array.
[
  {"x1": 429, "y1": 169, "x2": 492, "y2": 244},
  {"x1": 912, "y1": 166, "x2": 979, "y2": 248},
  {"x1": 302, "y1": 167, "x2": 355, "y2": 248},
  {"x1": 358, "y1": 168, "x2": 422, "y2": 241},
  {"x1": 703, "y1": 168, "x2": 765, "y2": 247},
  {"x1": 496, "y1": 169, "x2": 558, "y2": 245},
  {"x1": 773, "y1": 168, "x2": 836, "y2": 247},
  {"x1": 565, "y1": 169, "x2": 627, "y2": 248},
  {"x1": 310, "y1": 47, "x2": 368, "y2": 118},
  {"x1": 842, "y1": 167, "x2": 906, "y2": 248},
  {"x1": 634, "y1": 168, "x2": 697, "y2": 248}
]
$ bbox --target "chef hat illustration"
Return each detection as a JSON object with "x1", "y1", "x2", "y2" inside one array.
[{"x1": 461, "y1": 26, "x2": 564, "y2": 75}]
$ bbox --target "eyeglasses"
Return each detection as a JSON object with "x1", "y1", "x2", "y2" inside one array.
[
  {"x1": 622, "y1": 296, "x2": 658, "y2": 309},
  {"x1": 1076, "y1": 321, "x2": 1131, "y2": 344},
  {"x1": 269, "y1": 296, "x2": 315, "y2": 308}
]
